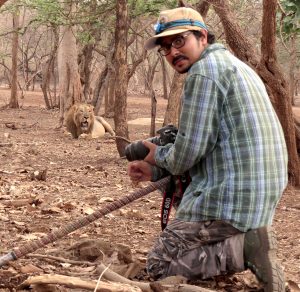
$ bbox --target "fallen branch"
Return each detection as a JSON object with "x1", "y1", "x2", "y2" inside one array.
[
  {"x1": 96, "y1": 263, "x2": 216, "y2": 292},
  {"x1": 1, "y1": 198, "x2": 37, "y2": 207},
  {"x1": 24, "y1": 256, "x2": 215, "y2": 292},
  {"x1": 28, "y1": 253, "x2": 96, "y2": 266},
  {"x1": 4, "y1": 122, "x2": 38, "y2": 130},
  {"x1": 17, "y1": 274, "x2": 142, "y2": 291},
  {"x1": 17, "y1": 272, "x2": 216, "y2": 292}
]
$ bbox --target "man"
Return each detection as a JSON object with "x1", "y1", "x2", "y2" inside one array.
[{"x1": 127, "y1": 7, "x2": 288, "y2": 291}]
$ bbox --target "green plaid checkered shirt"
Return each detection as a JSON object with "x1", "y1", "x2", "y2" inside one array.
[{"x1": 154, "y1": 44, "x2": 288, "y2": 232}]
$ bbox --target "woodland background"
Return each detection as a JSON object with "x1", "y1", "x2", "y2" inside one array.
[{"x1": 0, "y1": 0, "x2": 299, "y2": 291}]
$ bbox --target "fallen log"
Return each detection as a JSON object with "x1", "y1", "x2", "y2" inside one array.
[
  {"x1": 96, "y1": 263, "x2": 216, "y2": 292},
  {"x1": 17, "y1": 272, "x2": 216, "y2": 292},
  {"x1": 17, "y1": 274, "x2": 142, "y2": 291}
]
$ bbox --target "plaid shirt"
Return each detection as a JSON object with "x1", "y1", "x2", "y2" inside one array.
[{"x1": 154, "y1": 44, "x2": 288, "y2": 232}]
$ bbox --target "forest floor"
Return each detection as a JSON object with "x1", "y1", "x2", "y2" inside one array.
[{"x1": 0, "y1": 88, "x2": 299, "y2": 292}]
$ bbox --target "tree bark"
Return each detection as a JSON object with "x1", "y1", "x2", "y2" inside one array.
[
  {"x1": 9, "y1": 7, "x2": 19, "y2": 108},
  {"x1": 260, "y1": 0, "x2": 299, "y2": 185},
  {"x1": 0, "y1": 0, "x2": 8, "y2": 7},
  {"x1": 105, "y1": 71, "x2": 116, "y2": 117},
  {"x1": 114, "y1": 0, "x2": 130, "y2": 157},
  {"x1": 207, "y1": 0, "x2": 300, "y2": 185},
  {"x1": 78, "y1": 43, "x2": 95, "y2": 102},
  {"x1": 57, "y1": 0, "x2": 83, "y2": 126},
  {"x1": 163, "y1": 72, "x2": 185, "y2": 126},
  {"x1": 41, "y1": 26, "x2": 59, "y2": 109},
  {"x1": 159, "y1": 55, "x2": 169, "y2": 100},
  {"x1": 289, "y1": 35, "x2": 296, "y2": 105},
  {"x1": 92, "y1": 65, "x2": 108, "y2": 114},
  {"x1": 150, "y1": 89, "x2": 157, "y2": 137}
]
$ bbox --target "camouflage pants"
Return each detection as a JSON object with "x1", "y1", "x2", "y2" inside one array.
[{"x1": 147, "y1": 219, "x2": 245, "y2": 280}]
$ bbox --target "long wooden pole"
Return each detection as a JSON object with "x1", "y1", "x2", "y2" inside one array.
[{"x1": 0, "y1": 177, "x2": 170, "y2": 267}]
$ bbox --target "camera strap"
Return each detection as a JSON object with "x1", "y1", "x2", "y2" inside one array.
[{"x1": 161, "y1": 173, "x2": 191, "y2": 230}]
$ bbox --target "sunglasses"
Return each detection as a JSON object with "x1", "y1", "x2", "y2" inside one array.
[{"x1": 158, "y1": 32, "x2": 192, "y2": 56}]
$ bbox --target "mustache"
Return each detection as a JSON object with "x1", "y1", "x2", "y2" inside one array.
[{"x1": 172, "y1": 55, "x2": 188, "y2": 65}]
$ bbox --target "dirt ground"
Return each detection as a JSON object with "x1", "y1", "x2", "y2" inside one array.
[{"x1": 0, "y1": 88, "x2": 299, "y2": 291}]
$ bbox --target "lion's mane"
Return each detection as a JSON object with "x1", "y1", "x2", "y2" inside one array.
[
  {"x1": 65, "y1": 103, "x2": 95, "y2": 139},
  {"x1": 65, "y1": 103, "x2": 115, "y2": 139}
]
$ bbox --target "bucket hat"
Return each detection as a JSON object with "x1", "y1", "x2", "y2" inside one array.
[{"x1": 145, "y1": 7, "x2": 207, "y2": 50}]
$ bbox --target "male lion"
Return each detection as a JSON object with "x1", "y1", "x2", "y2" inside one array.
[{"x1": 65, "y1": 103, "x2": 115, "y2": 139}]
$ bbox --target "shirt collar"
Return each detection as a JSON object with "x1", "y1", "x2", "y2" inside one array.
[{"x1": 199, "y1": 43, "x2": 226, "y2": 60}]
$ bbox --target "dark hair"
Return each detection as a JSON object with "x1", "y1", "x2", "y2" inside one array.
[{"x1": 192, "y1": 30, "x2": 215, "y2": 44}]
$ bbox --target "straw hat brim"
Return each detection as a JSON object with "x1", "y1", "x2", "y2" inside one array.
[{"x1": 144, "y1": 26, "x2": 203, "y2": 50}]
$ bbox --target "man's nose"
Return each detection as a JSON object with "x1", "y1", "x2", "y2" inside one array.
[{"x1": 169, "y1": 46, "x2": 180, "y2": 56}]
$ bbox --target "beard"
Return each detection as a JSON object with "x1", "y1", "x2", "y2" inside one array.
[{"x1": 172, "y1": 55, "x2": 191, "y2": 74}]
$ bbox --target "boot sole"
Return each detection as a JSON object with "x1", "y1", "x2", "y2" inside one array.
[{"x1": 245, "y1": 227, "x2": 285, "y2": 292}]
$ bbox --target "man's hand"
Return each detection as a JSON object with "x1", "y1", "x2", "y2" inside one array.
[
  {"x1": 143, "y1": 140, "x2": 157, "y2": 165},
  {"x1": 127, "y1": 160, "x2": 153, "y2": 183}
]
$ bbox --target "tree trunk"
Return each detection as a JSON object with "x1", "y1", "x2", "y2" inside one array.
[
  {"x1": 289, "y1": 35, "x2": 296, "y2": 105},
  {"x1": 196, "y1": 0, "x2": 210, "y2": 17},
  {"x1": 114, "y1": 0, "x2": 129, "y2": 157},
  {"x1": 159, "y1": 55, "x2": 169, "y2": 100},
  {"x1": 207, "y1": 0, "x2": 300, "y2": 185},
  {"x1": 260, "y1": 0, "x2": 299, "y2": 185},
  {"x1": 105, "y1": 71, "x2": 116, "y2": 118},
  {"x1": 163, "y1": 72, "x2": 185, "y2": 126},
  {"x1": 41, "y1": 26, "x2": 59, "y2": 109},
  {"x1": 41, "y1": 59, "x2": 53, "y2": 109},
  {"x1": 0, "y1": 0, "x2": 8, "y2": 7},
  {"x1": 150, "y1": 89, "x2": 157, "y2": 137},
  {"x1": 78, "y1": 43, "x2": 95, "y2": 102},
  {"x1": 92, "y1": 65, "x2": 108, "y2": 114},
  {"x1": 9, "y1": 8, "x2": 19, "y2": 108},
  {"x1": 57, "y1": 0, "x2": 83, "y2": 126}
]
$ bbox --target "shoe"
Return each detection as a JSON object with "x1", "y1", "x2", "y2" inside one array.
[{"x1": 244, "y1": 226, "x2": 285, "y2": 292}]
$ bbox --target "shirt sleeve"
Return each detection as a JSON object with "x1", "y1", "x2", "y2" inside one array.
[
  {"x1": 150, "y1": 164, "x2": 170, "y2": 182},
  {"x1": 154, "y1": 74, "x2": 222, "y2": 175}
]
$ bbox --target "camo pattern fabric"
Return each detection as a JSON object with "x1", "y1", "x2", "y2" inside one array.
[{"x1": 147, "y1": 219, "x2": 245, "y2": 280}]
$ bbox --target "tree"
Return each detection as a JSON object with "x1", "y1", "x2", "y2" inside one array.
[
  {"x1": 163, "y1": 72, "x2": 185, "y2": 126},
  {"x1": 9, "y1": 2, "x2": 19, "y2": 108},
  {"x1": 57, "y1": 0, "x2": 83, "y2": 125},
  {"x1": 206, "y1": 0, "x2": 300, "y2": 185},
  {"x1": 114, "y1": 0, "x2": 129, "y2": 157},
  {"x1": 277, "y1": 0, "x2": 300, "y2": 103},
  {"x1": 0, "y1": 0, "x2": 8, "y2": 8},
  {"x1": 41, "y1": 25, "x2": 59, "y2": 109}
]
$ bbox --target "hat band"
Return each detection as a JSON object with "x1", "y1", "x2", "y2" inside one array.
[{"x1": 154, "y1": 19, "x2": 207, "y2": 34}]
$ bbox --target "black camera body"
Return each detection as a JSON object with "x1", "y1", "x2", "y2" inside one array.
[{"x1": 125, "y1": 124, "x2": 178, "y2": 161}]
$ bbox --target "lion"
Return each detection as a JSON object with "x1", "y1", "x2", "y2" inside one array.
[{"x1": 65, "y1": 103, "x2": 115, "y2": 139}]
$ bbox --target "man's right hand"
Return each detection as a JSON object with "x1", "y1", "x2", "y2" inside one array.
[{"x1": 127, "y1": 161, "x2": 153, "y2": 183}]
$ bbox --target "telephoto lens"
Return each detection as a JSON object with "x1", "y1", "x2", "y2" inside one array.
[
  {"x1": 125, "y1": 125, "x2": 178, "y2": 162},
  {"x1": 125, "y1": 136, "x2": 161, "y2": 161},
  {"x1": 125, "y1": 140, "x2": 150, "y2": 161}
]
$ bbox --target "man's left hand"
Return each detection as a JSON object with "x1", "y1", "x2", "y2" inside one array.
[{"x1": 143, "y1": 140, "x2": 157, "y2": 165}]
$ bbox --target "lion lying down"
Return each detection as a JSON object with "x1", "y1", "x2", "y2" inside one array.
[{"x1": 65, "y1": 103, "x2": 115, "y2": 139}]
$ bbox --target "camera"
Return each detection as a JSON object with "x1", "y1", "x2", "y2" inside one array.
[{"x1": 125, "y1": 124, "x2": 178, "y2": 161}]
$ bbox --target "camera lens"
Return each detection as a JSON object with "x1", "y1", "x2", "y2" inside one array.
[{"x1": 125, "y1": 141, "x2": 150, "y2": 161}]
